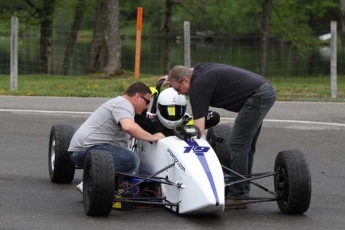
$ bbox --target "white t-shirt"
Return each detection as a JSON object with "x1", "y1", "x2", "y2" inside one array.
[{"x1": 68, "y1": 96, "x2": 134, "y2": 151}]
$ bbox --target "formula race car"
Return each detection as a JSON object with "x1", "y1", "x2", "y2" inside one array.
[{"x1": 48, "y1": 81, "x2": 311, "y2": 217}]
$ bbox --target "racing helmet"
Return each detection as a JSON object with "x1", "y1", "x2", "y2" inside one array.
[{"x1": 157, "y1": 87, "x2": 187, "y2": 129}]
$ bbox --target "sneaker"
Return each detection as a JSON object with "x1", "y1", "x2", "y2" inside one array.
[
  {"x1": 225, "y1": 199, "x2": 248, "y2": 209},
  {"x1": 76, "y1": 182, "x2": 83, "y2": 194}
]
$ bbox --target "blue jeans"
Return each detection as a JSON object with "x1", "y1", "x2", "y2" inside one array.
[
  {"x1": 70, "y1": 144, "x2": 140, "y2": 174},
  {"x1": 227, "y1": 83, "x2": 276, "y2": 198}
]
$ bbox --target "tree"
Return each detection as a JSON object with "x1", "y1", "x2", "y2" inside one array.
[
  {"x1": 61, "y1": 0, "x2": 86, "y2": 75},
  {"x1": 169, "y1": 0, "x2": 261, "y2": 35},
  {"x1": 24, "y1": 0, "x2": 56, "y2": 74},
  {"x1": 106, "y1": 0, "x2": 121, "y2": 76},
  {"x1": 162, "y1": 0, "x2": 175, "y2": 74},
  {"x1": 271, "y1": 0, "x2": 338, "y2": 59},
  {"x1": 88, "y1": 0, "x2": 107, "y2": 74},
  {"x1": 257, "y1": 0, "x2": 272, "y2": 76},
  {"x1": 271, "y1": 0, "x2": 314, "y2": 59}
]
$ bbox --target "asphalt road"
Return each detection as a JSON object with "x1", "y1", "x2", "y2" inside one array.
[{"x1": 0, "y1": 96, "x2": 344, "y2": 230}]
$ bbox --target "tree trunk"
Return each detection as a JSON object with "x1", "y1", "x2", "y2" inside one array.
[
  {"x1": 163, "y1": 0, "x2": 174, "y2": 75},
  {"x1": 106, "y1": 0, "x2": 121, "y2": 76},
  {"x1": 340, "y1": 0, "x2": 345, "y2": 74},
  {"x1": 39, "y1": 0, "x2": 55, "y2": 74},
  {"x1": 257, "y1": 0, "x2": 272, "y2": 76},
  {"x1": 61, "y1": 0, "x2": 86, "y2": 75},
  {"x1": 88, "y1": 0, "x2": 107, "y2": 74}
]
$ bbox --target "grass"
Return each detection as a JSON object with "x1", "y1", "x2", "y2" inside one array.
[
  {"x1": 1, "y1": 73, "x2": 345, "y2": 102},
  {"x1": 272, "y1": 76, "x2": 345, "y2": 101},
  {"x1": 0, "y1": 72, "x2": 160, "y2": 98}
]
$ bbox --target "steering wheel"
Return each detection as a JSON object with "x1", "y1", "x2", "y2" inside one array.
[{"x1": 173, "y1": 125, "x2": 202, "y2": 140}]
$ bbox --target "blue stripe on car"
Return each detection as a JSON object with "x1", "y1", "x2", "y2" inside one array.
[{"x1": 184, "y1": 138, "x2": 219, "y2": 206}]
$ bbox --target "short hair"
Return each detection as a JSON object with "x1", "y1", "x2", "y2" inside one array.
[
  {"x1": 124, "y1": 82, "x2": 151, "y2": 96},
  {"x1": 168, "y1": 65, "x2": 193, "y2": 82}
]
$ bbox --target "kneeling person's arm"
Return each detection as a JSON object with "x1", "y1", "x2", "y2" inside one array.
[{"x1": 120, "y1": 118, "x2": 165, "y2": 142}]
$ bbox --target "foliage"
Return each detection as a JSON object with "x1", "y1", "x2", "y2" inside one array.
[
  {"x1": 205, "y1": 0, "x2": 262, "y2": 35},
  {"x1": 120, "y1": 0, "x2": 144, "y2": 21},
  {"x1": 176, "y1": 0, "x2": 262, "y2": 35},
  {"x1": 0, "y1": 0, "x2": 340, "y2": 31},
  {"x1": 0, "y1": 0, "x2": 340, "y2": 37},
  {"x1": 0, "y1": 0, "x2": 39, "y2": 35},
  {"x1": 119, "y1": 0, "x2": 341, "y2": 65},
  {"x1": 271, "y1": 0, "x2": 339, "y2": 59},
  {"x1": 132, "y1": 0, "x2": 339, "y2": 37},
  {"x1": 0, "y1": 0, "x2": 341, "y2": 62}
]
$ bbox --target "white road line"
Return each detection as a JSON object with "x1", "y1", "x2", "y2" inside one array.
[
  {"x1": 1, "y1": 108, "x2": 344, "y2": 127},
  {"x1": 220, "y1": 117, "x2": 345, "y2": 127},
  {"x1": 0, "y1": 109, "x2": 91, "y2": 115}
]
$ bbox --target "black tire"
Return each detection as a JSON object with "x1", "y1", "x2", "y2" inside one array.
[
  {"x1": 83, "y1": 150, "x2": 115, "y2": 217},
  {"x1": 274, "y1": 150, "x2": 311, "y2": 214},
  {"x1": 206, "y1": 124, "x2": 232, "y2": 167},
  {"x1": 48, "y1": 125, "x2": 75, "y2": 183}
]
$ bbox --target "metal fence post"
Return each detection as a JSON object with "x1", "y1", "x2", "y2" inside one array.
[
  {"x1": 184, "y1": 21, "x2": 191, "y2": 68},
  {"x1": 330, "y1": 21, "x2": 337, "y2": 99},
  {"x1": 11, "y1": 17, "x2": 18, "y2": 90}
]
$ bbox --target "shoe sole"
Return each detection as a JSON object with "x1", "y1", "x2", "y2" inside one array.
[
  {"x1": 225, "y1": 199, "x2": 248, "y2": 209},
  {"x1": 225, "y1": 205, "x2": 247, "y2": 210},
  {"x1": 76, "y1": 186, "x2": 83, "y2": 194}
]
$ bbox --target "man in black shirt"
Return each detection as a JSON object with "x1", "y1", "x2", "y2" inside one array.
[{"x1": 166, "y1": 63, "x2": 276, "y2": 208}]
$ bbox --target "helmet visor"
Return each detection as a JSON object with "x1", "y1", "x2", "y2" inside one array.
[{"x1": 158, "y1": 104, "x2": 186, "y2": 121}]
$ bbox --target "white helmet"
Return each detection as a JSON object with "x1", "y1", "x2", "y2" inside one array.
[{"x1": 157, "y1": 87, "x2": 187, "y2": 129}]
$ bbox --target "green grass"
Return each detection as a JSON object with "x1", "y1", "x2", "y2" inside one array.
[
  {"x1": 271, "y1": 76, "x2": 345, "y2": 101},
  {"x1": 0, "y1": 73, "x2": 160, "y2": 98},
  {"x1": 1, "y1": 73, "x2": 345, "y2": 102}
]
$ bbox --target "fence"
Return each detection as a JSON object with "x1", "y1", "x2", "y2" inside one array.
[{"x1": 1, "y1": 19, "x2": 343, "y2": 79}]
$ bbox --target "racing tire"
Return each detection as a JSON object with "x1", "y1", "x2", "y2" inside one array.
[
  {"x1": 274, "y1": 150, "x2": 311, "y2": 215},
  {"x1": 48, "y1": 124, "x2": 75, "y2": 183},
  {"x1": 206, "y1": 124, "x2": 232, "y2": 167},
  {"x1": 83, "y1": 150, "x2": 115, "y2": 217}
]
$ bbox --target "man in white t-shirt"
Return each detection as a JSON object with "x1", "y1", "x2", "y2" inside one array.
[{"x1": 69, "y1": 82, "x2": 165, "y2": 193}]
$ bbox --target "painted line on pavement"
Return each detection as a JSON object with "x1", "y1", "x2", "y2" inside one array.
[
  {"x1": 220, "y1": 117, "x2": 345, "y2": 127},
  {"x1": 1, "y1": 108, "x2": 344, "y2": 127},
  {"x1": 0, "y1": 109, "x2": 91, "y2": 115}
]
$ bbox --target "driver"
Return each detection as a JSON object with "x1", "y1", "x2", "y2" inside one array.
[{"x1": 135, "y1": 87, "x2": 220, "y2": 136}]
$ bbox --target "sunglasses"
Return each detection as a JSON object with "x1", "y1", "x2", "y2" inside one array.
[{"x1": 140, "y1": 95, "x2": 151, "y2": 105}]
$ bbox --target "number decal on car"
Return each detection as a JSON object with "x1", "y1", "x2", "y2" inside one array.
[{"x1": 183, "y1": 146, "x2": 210, "y2": 154}]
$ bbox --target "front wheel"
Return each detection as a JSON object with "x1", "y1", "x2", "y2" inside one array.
[
  {"x1": 83, "y1": 150, "x2": 115, "y2": 217},
  {"x1": 206, "y1": 124, "x2": 232, "y2": 167},
  {"x1": 206, "y1": 125, "x2": 232, "y2": 196},
  {"x1": 274, "y1": 150, "x2": 311, "y2": 214}
]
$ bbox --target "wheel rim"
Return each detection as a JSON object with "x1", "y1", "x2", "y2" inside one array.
[
  {"x1": 276, "y1": 163, "x2": 289, "y2": 203},
  {"x1": 51, "y1": 138, "x2": 56, "y2": 172}
]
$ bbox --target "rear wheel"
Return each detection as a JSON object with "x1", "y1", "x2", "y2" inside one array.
[
  {"x1": 274, "y1": 150, "x2": 311, "y2": 214},
  {"x1": 48, "y1": 124, "x2": 75, "y2": 183},
  {"x1": 83, "y1": 150, "x2": 115, "y2": 216}
]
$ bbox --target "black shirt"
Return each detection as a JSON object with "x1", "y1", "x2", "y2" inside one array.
[{"x1": 190, "y1": 63, "x2": 267, "y2": 119}]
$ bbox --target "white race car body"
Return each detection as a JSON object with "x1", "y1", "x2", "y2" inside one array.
[{"x1": 136, "y1": 136, "x2": 225, "y2": 214}]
